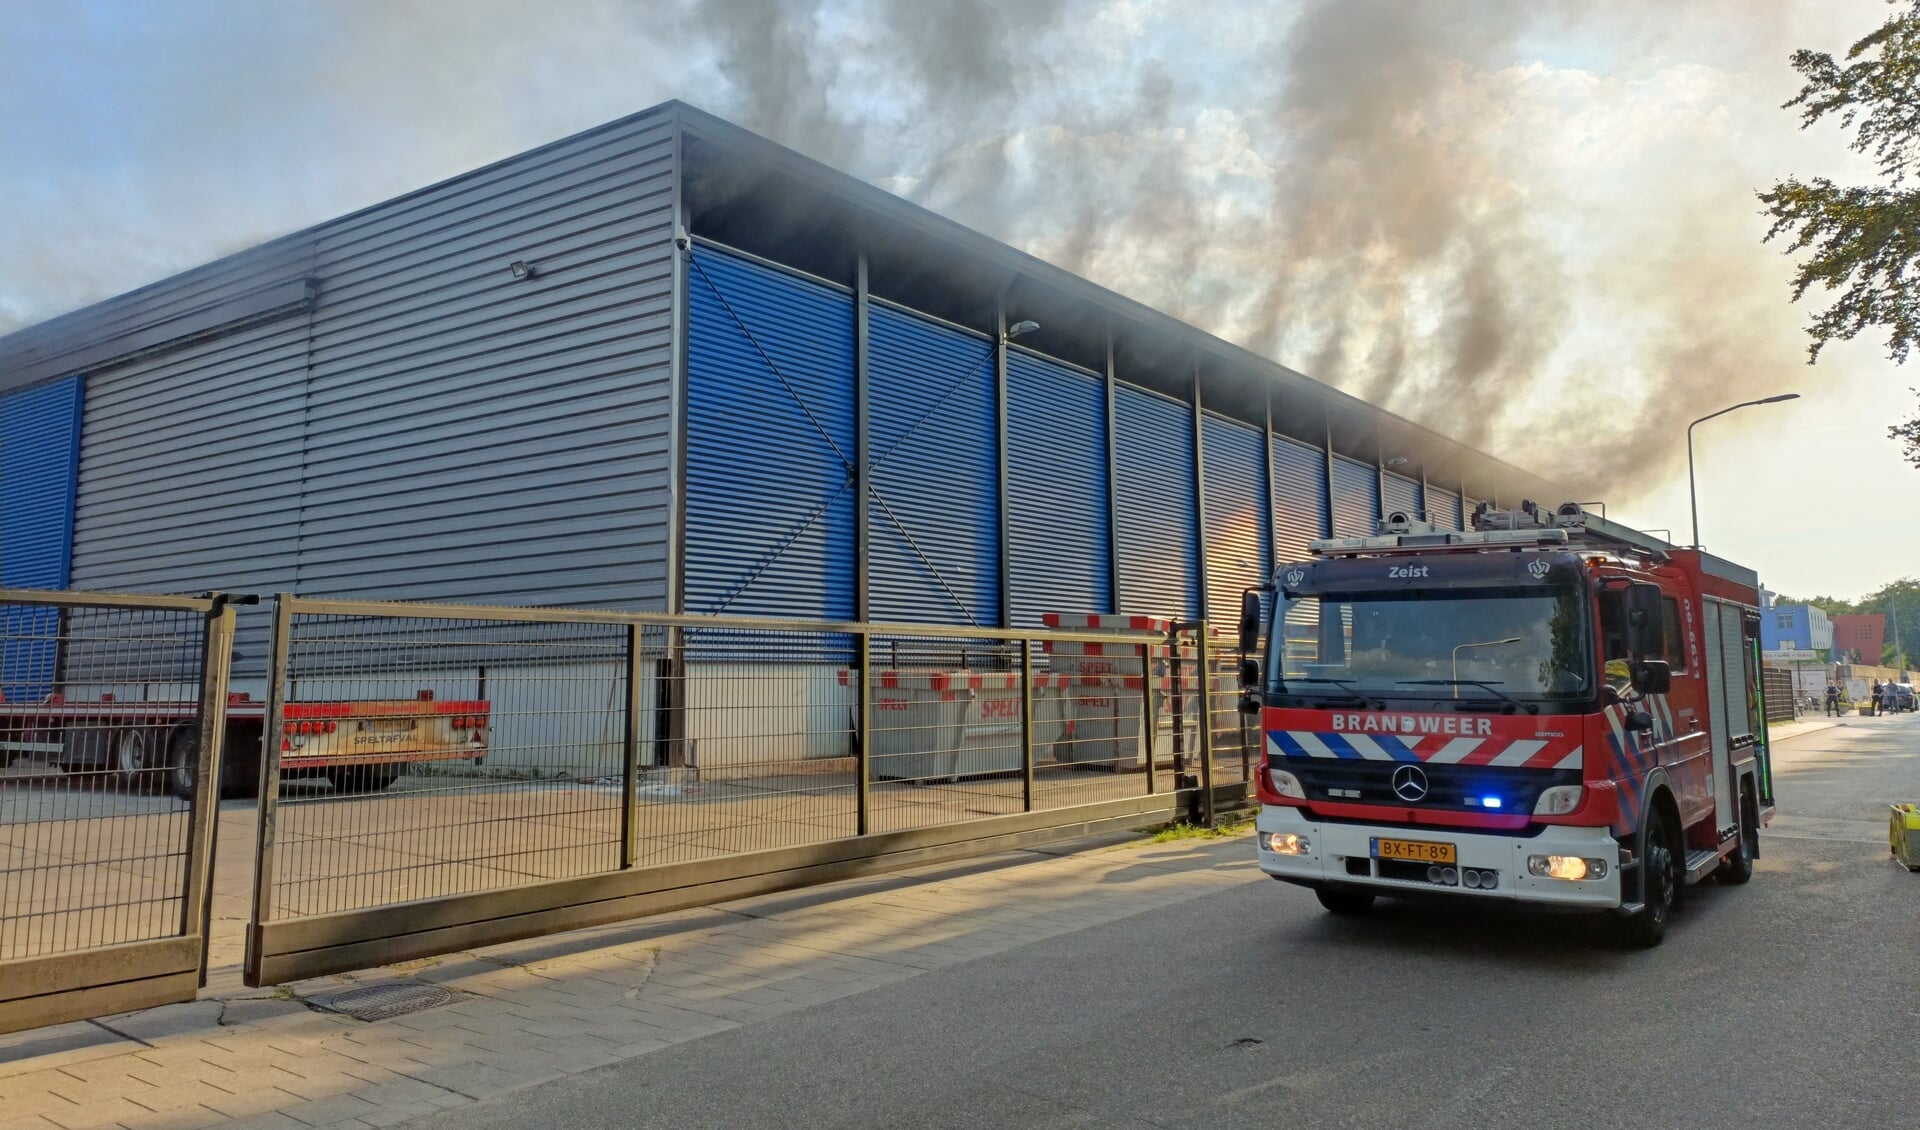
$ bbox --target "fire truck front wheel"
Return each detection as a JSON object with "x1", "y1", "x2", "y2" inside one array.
[
  {"x1": 1620, "y1": 807, "x2": 1679, "y2": 948},
  {"x1": 1315, "y1": 886, "x2": 1377, "y2": 915}
]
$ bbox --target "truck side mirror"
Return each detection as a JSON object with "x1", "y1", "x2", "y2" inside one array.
[
  {"x1": 1238, "y1": 588, "x2": 1268, "y2": 657},
  {"x1": 1631, "y1": 659, "x2": 1672, "y2": 696},
  {"x1": 1239, "y1": 657, "x2": 1261, "y2": 689},
  {"x1": 1626, "y1": 583, "x2": 1665, "y2": 661}
]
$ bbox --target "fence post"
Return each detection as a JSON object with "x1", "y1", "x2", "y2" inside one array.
[
  {"x1": 183, "y1": 596, "x2": 237, "y2": 982},
  {"x1": 857, "y1": 629, "x2": 872, "y2": 837},
  {"x1": 1196, "y1": 623, "x2": 1216, "y2": 828},
  {"x1": 1141, "y1": 641, "x2": 1156, "y2": 794},
  {"x1": 246, "y1": 595, "x2": 294, "y2": 982},
  {"x1": 1021, "y1": 638, "x2": 1035, "y2": 812},
  {"x1": 621, "y1": 622, "x2": 642, "y2": 870}
]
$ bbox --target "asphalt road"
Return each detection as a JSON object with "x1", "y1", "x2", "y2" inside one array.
[{"x1": 413, "y1": 713, "x2": 1920, "y2": 1130}]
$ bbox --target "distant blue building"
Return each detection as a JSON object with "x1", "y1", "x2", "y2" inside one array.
[{"x1": 1762, "y1": 604, "x2": 1832, "y2": 653}]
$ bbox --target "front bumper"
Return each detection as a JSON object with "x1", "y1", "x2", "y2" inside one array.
[{"x1": 1256, "y1": 805, "x2": 1623, "y2": 908}]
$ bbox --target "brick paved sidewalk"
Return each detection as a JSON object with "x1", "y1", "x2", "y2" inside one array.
[{"x1": 0, "y1": 829, "x2": 1260, "y2": 1130}]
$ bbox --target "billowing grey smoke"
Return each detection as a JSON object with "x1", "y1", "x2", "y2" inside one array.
[{"x1": 3, "y1": 0, "x2": 1822, "y2": 499}]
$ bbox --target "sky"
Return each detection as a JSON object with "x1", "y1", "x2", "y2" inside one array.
[{"x1": 0, "y1": 0, "x2": 1909, "y2": 601}]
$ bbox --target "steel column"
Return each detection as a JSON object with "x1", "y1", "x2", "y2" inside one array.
[
  {"x1": 857, "y1": 630, "x2": 873, "y2": 836},
  {"x1": 1190, "y1": 360, "x2": 1209, "y2": 621},
  {"x1": 995, "y1": 299, "x2": 1012, "y2": 627},
  {"x1": 184, "y1": 596, "x2": 237, "y2": 982},
  {"x1": 666, "y1": 119, "x2": 689, "y2": 617},
  {"x1": 855, "y1": 253, "x2": 871, "y2": 621},
  {"x1": 1020, "y1": 639, "x2": 1035, "y2": 812},
  {"x1": 1104, "y1": 329, "x2": 1123, "y2": 614},
  {"x1": 1322, "y1": 422, "x2": 1337, "y2": 539},
  {"x1": 246, "y1": 594, "x2": 295, "y2": 974},
  {"x1": 1140, "y1": 640, "x2": 1156, "y2": 794},
  {"x1": 1263, "y1": 399, "x2": 1279, "y2": 576},
  {"x1": 1196, "y1": 624, "x2": 1217, "y2": 828},
  {"x1": 621, "y1": 623, "x2": 643, "y2": 869}
]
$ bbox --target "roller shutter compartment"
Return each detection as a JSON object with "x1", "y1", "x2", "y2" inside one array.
[
  {"x1": 1202, "y1": 413, "x2": 1271, "y2": 620},
  {"x1": 1113, "y1": 384, "x2": 1199, "y2": 620},
  {"x1": 1271, "y1": 434, "x2": 1327, "y2": 563},
  {"x1": 1331, "y1": 456, "x2": 1379, "y2": 539},
  {"x1": 1, "y1": 374, "x2": 84, "y2": 700},
  {"x1": 1006, "y1": 350, "x2": 1110, "y2": 627}
]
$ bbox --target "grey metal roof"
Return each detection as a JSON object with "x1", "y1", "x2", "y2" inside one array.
[{"x1": 0, "y1": 99, "x2": 1572, "y2": 507}]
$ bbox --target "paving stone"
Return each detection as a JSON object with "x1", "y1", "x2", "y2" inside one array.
[
  {"x1": 276, "y1": 1092, "x2": 381, "y2": 1127},
  {"x1": 216, "y1": 999, "x2": 311, "y2": 1029},
  {"x1": 92, "y1": 1002, "x2": 226, "y2": 1045}
]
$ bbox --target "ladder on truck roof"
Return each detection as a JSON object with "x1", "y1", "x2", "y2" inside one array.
[{"x1": 1309, "y1": 499, "x2": 1674, "y2": 563}]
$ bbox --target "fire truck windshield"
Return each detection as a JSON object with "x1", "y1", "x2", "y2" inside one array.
[{"x1": 1264, "y1": 585, "x2": 1592, "y2": 707}]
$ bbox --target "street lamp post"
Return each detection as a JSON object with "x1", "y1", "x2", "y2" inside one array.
[
  {"x1": 1452, "y1": 637, "x2": 1522, "y2": 696},
  {"x1": 1688, "y1": 394, "x2": 1800, "y2": 547}
]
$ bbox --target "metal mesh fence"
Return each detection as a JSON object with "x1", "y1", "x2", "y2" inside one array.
[
  {"x1": 1, "y1": 599, "x2": 208, "y2": 960},
  {"x1": 256, "y1": 600, "x2": 1191, "y2": 924}
]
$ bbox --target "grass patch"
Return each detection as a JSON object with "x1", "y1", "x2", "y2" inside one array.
[{"x1": 1148, "y1": 816, "x2": 1256, "y2": 843}]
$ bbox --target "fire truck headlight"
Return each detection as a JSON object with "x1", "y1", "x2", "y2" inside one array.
[
  {"x1": 1267, "y1": 767, "x2": 1305, "y2": 799},
  {"x1": 1533, "y1": 785, "x2": 1583, "y2": 816},
  {"x1": 1527, "y1": 855, "x2": 1609, "y2": 881},
  {"x1": 1261, "y1": 832, "x2": 1310, "y2": 856}
]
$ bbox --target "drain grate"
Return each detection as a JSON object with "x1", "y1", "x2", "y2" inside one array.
[{"x1": 306, "y1": 981, "x2": 467, "y2": 1022}]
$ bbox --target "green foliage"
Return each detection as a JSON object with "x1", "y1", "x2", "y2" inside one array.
[{"x1": 1763, "y1": 1, "x2": 1920, "y2": 465}]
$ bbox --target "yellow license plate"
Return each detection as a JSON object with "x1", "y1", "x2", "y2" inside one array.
[
  {"x1": 368, "y1": 718, "x2": 415, "y2": 732},
  {"x1": 1371, "y1": 837, "x2": 1456, "y2": 864}
]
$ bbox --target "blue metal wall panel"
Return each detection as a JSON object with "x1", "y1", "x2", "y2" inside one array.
[
  {"x1": 1383, "y1": 471, "x2": 1422, "y2": 521},
  {"x1": 1114, "y1": 385, "x2": 1199, "y2": 620},
  {"x1": 686, "y1": 247, "x2": 857, "y2": 620},
  {"x1": 1331, "y1": 456, "x2": 1379, "y2": 538},
  {"x1": 1270, "y1": 435, "x2": 1327, "y2": 563},
  {"x1": 1202, "y1": 413, "x2": 1271, "y2": 619},
  {"x1": 867, "y1": 304, "x2": 1000, "y2": 626},
  {"x1": 1, "y1": 374, "x2": 84, "y2": 700},
  {"x1": 1007, "y1": 351, "x2": 1109, "y2": 627},
  {"x1": 1428, "y1": 486, "x2": 1463, "y2": 530}
]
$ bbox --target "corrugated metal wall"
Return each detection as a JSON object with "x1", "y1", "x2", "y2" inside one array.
[
  {"x1": 1464, "y1": 495, "x2": 1485, "y2": 527},
  {"x1": 67, "y1": 110, "x2": 679, "y2": 649},
  {"x1": 297, "y1": 116, "x2": 678, "y2": 607},
  {"x1": 1330, "y1": 456, "x2": 1379, "y2": 538},
  {"x1": 0, "y1": 375, "x2": 85, "y2": 700},
  {"x1": 1428, "y1": 485, "x2": 1463, "y2": 530},
  {"x1": 1114, "y1": 384, "x2": 1200, "y2": 620},
  {"x1": 1383, "y1": 471, "x2": 1422, "y2": 521},
  {"x1": 1202, "y1": 413, "x2": 1271, "y2": 620},
  {"x1": 866, "y1": 302, "x2": 999, "y2": 626},
  {"x1": 0, "y1": 375, "x2": 84, "y2": 590},
  {"x1": 1271, "y1": 434, "x2": 1326, "y2": 563},
  {"x1": 1006, "y1": 350, "x2": 1110, "y2": 627},
  {"x1": 70, "y1": 314, "x2": 308, "y2": 669},
  {"x1": 685, "y1": 246, "x2": 856, "y2": 620}
]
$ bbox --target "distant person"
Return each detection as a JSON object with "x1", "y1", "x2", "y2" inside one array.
[
  {"x1": 1884, "y1": 682, "x2": 1898, "y2": 714},
  {"x1": 1871, "y1": 680, "x2": 1883, "y2": 716},
  {"x1": 1827, "y1": 682, "x2": 1842, "y2": 717}
]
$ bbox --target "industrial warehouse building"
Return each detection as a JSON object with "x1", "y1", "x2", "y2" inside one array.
[{"x1": 0, "y1": 101, "x2": 1564, "y2": 746}]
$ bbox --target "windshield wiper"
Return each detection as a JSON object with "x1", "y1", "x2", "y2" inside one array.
[
  {"x1": 1287, "y1": 677, "x2": 1385, "y2": 709},
  {"x1": 1395, "y1": 679, "x2": 1539, "y2": 715}
]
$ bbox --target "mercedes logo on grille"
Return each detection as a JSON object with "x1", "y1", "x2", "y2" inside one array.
[{"x1": 1391, "y1": 764, "x2": 1430, "y2": 802}]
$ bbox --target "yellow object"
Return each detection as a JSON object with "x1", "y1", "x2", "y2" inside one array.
[{"x1": 1891, "y1": 804, "x2": 1920, "y2": 871}]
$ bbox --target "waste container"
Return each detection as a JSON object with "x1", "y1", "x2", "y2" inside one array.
[{"x1": 834, "y1": 670, "x2": 1065, "y2": 782}]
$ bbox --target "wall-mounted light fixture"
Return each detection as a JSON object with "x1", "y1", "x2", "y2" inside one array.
[
  {"x1": 509, "y1": 260, "x2": 538, "y2": 280},
  {"x1": 1385, "y1": 457, "x2": 1408, "y2": 468},
  {"x1": 1004, "y1": 320, "x2": 1039, "y2": 342}
]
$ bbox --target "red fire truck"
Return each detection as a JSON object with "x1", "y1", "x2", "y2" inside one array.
[{"x1": 1237, "y1": 500, "x2": 1773, "y2": 946}]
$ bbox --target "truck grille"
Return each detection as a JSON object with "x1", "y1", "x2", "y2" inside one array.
[{"x1": 1285, "y1": 758, "x2": 1578, "y2": 815}]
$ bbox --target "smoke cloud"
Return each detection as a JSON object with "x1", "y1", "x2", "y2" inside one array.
[{"x1": 0, "y1": 0, "x2": 1878, "y2": 501}]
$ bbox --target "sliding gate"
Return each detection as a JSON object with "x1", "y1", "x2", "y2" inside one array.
[{"x1": 0, "y1": 590, "x2": 237, "y2": 1035}]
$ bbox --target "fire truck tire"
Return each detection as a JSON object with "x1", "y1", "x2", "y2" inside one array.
[
  {"x1": 1315, "y1": 886, "x2": 1377, "y2": 915},
  {"x1": 1621, "y1": 809, "x2": 1678, "y2": 948},
  {"x1": 1717, "y1": 787, "x2": 1758, "y2": 885}
]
